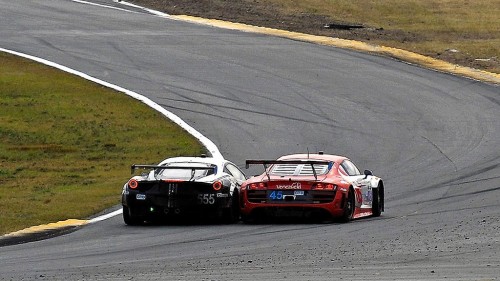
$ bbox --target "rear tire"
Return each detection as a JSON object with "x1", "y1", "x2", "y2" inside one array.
[
  {"x1": 123, "y1": 206, "x2": 142, "y2": 225},
  {"x1": 372, "y1": 184, "x2": 383, "y2": 217},
  {"x1": 339, "y1": 188, "x2": 355, "y2": 223},
  {"x1": 222, "y1": 192, "x2": 240, "y2": 224}
]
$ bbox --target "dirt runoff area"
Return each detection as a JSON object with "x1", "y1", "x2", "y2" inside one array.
[{"x1": 128, "y1": 0, "x2": 497, "y2": 74}]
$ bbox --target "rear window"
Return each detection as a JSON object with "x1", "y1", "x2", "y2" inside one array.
[
  {"x1": 270, "y1": 163, "x2": 329, "y2": 176},
  {"x1": 157, "y1": 163, "x2": 215, "y2": 180}
]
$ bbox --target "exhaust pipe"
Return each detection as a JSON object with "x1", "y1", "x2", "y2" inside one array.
[{"x1": 174, "y1": 208, "x2": 181, "y2": 215}]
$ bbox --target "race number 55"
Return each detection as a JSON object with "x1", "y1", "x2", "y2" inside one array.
[{"x1": 198, "y1": 194, "x2": 215, "y2": 205}]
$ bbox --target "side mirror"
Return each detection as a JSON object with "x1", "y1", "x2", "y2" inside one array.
[{"x1": 363, "y1": 169, "x2": 373, "y2": 179}]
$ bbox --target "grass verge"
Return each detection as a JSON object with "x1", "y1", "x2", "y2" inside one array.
[{"x1": 0, "y1": 52, "x2": 205, "y2": 235}]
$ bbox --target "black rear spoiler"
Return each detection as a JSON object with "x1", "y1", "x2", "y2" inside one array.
[
  {"x1": 245, "y1": 160, "x2": 333, "y2": 180},
  {"x1": 131, "y1": 164, "x2": 215, "y2": 175}
]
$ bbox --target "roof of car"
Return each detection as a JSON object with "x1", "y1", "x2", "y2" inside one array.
[{"x1": 277, "y1": 153, "x2": 348, "y2": 163}]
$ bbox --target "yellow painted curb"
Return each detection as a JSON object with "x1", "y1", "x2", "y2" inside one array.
[
  {"x1": 171, "y1": 15, "x2": 500, "y2": 85},
  {"x1": 3, "y1": 219, "x2": 88, "y2": 238}
]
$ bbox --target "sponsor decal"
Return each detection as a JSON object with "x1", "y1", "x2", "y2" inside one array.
[
  {"x1": 216, "y1": 193, "x2": 229, "y2": 198},
  {"x1": 275, "y1": 182, "x2": 302, "y2": 190},
  {"x1": 363, "y1": 190, "x2": 373, "y2": 202},
  {"x1": 136, "y1": 194, "x2": 146, "y2": 200},
  {"x1": 340, "y1": 188, "x2": 347, "y2": 192}
]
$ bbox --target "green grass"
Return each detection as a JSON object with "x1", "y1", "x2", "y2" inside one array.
[
  {"x1": 0, "y1": 52, "x2": 205, "y2": 235},
  {"x1": 275, "y1": 0, "x2": 500, "y2": 73}
]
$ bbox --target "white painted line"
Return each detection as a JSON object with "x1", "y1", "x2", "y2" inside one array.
[
  {"x1": 0, "y1": 47, "x2": 223, "y2": 226},
  {"x1": 70, "y1": 0, "x2": 171, "y2": 18},
  {"x1": 70, "y1": 0, "x2": 140, "y2": 14},
  {"x1": 0, "y1": 47, "x2": 222, "y2": 160},
  {"x1": 88, "y1": 208, "x2": 123, "y2": 223},
  {"x1": 116, "y1": 0, "x2": 171, "y2": 17}
]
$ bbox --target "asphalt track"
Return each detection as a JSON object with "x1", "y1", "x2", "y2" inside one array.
[{"x1": 1, "y1": 0, "x2": 500, "y2": 280}]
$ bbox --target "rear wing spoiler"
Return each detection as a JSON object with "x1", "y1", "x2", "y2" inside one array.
[
  {"x1": 131, "y1": 164, "x2": 216, "y2": 175},
  {"x1": 245, "y1": 160, "x2": 334, "y2": 180},
  {"x1": 245, "y1": 160, "x2": 332, "y2": 169}
]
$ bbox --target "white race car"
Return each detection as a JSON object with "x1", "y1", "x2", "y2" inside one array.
[{"x1": 121, "y1": 156, "x2": 247, "y2": 225}]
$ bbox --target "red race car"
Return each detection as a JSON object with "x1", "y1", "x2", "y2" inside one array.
[{"x1": 240, "y1": 152, "x2": 384, "y2": 222}]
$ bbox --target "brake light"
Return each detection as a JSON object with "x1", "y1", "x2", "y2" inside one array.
[
  {"x1": 162, "y1": 179, "x2": 184, "y2": 183},
  {"x1": 249, "y1": 182, "x2": 267, "y2": 189},
  {"x1": 213, "y1": 181, "x2": 222, "y2": 191},
  {"x1": 128, "y1": 179, "x2": 138, "y2": 189},
  {"x1": 313, "y1": 183, "x2": 337, "y2": 190}
]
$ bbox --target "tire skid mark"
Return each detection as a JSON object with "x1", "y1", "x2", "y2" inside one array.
[
  {"x1": 164, "y1": 16, "x2": 500, "y2": 85},
  {"x1": 159, "y1": 103, "x2": 258, "y2": 126}
]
